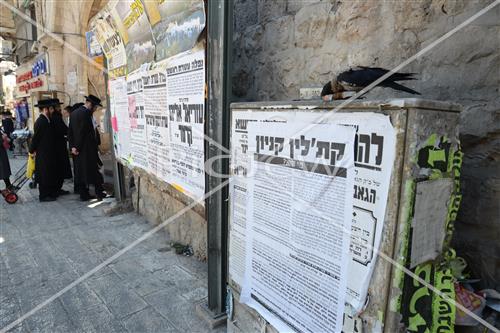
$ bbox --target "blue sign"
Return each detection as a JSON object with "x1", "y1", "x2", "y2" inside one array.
[{"x1": 31, "y1": 55, "x2": 47, "y2": 77}]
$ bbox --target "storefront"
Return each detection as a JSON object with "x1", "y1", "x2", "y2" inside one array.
[{"x1": 14, "y1": 53, "x2": 56, "y2": 131}]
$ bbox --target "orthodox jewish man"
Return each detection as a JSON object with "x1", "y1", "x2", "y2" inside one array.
[
  {"x1": 69, "y1": 95, "x2": 104, "y2": 201},
  {"x1": 29, "y1": 99, "x2": 58, "y2": 202},
  {"x1": 49, "y1": 99, "x2": 72, "y2": 195}
]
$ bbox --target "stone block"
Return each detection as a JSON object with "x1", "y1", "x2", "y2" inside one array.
[
  {"x1": 88, "y1": 272, "x2": 148, "y2": 319},
  {"x1": 294, "y1": 2, "x2": 334, "y2": 48},
  {"x1": 286, "y1": 0, "x2": 322, "y2": 14},
  {"x1": 234, "y1": 0, "x2": 259, "y2": 32},
  {"x1": 263, "y1": 15, "x2": 294, "y2": 54},
  {"x1": 121, "y1": 306, "x2": 177, "y2": 333},
  {"x1": 258, "y1": 0, "x2": 286, "y2": 22}
]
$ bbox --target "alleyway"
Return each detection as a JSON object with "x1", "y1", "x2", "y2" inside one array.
[{"x1": 0, "y1": 157, "x2": 223, "y2": 332}]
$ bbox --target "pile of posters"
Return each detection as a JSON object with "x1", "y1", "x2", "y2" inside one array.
[
  {"x1": 89, "y1": 1, "x2": 207, "y2": 202},
  {"x1": 107, "y1": 50, "x2": 206, "y2": 201}
]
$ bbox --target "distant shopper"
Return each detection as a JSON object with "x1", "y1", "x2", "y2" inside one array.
[
  {"x1": 0, "y1": 128, "x2": 12, "y2": 190},
  {"x1": 29, "y1": 99, "x2": 58, "y2": 202},
  {"x1": 2, "y1": 111, "x2": 15, "y2": 151},
  {"x1": 49, "y1": 99, "x2": 72, "y2": 195},
  {"x1": 69, "y1": 95, "x2": 104, "y2": 201}
]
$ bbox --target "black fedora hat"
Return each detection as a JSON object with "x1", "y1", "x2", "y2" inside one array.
[
  {"x1": 48, "y1": 98, "x2": 64, "y2": 105},
  {"x1": 34, "y1": 99, "x2": 60, "y2": 108},
  {"x1": 71, "y1": 102, "x2": 84, "y2": 112},
  {"x1": 85, "y1": 94, "x2": 103, "y2": 107}
]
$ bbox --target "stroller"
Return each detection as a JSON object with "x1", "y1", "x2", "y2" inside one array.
[
  {"x1": 1, "y1": 161, "x2": 34, "y2": 204},
  {"x1": 11, "y1": 128, "x2": 31, "y2": 158}
]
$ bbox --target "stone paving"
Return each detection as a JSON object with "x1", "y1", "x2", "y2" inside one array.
[{"x1": 0, "y1": 156, "x2": 225, "y2": 333}]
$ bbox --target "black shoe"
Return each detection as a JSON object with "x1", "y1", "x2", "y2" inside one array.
[
  {"x1": 96, "y1": 191, "x2": 110, "y2": 200},
  {"x1": 40, "y1": 196, "x2": 57, "y2": 202},
  {"x1": 80, "y1": 194, "x2": 96, "y2": 201},
  {"x1": 58, "y1": 190, "x2": 70, "y2": 195}
]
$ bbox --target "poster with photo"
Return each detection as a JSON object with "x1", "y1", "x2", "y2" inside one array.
[
  {"x1": 142, "y1": 0, "x2": 205, "y2": 61},
  {"x1": 110, "y1": 0, "x2": 155, "y2": 74},
  {"x1": 89, "y1": 5, "x2": 127, "y2": 77}
]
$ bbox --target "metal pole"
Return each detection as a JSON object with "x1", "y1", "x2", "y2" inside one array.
[
  {"x1": 205, "y1": 0, "x2": 233, "y2": 316},
  {"x1": 102, "y1": 56, "x2": 124, "y2": 201}
]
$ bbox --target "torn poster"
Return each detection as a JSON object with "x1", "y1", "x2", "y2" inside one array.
[
  {"x1": 410, "y1": 178, "x2": 454, "y2": 268},
  {"x1": 109, "y1": 76, "x2": 131, "y2": 162},
  {"x1": 241, "y1": 119, "x2": 356, "y2": 333}
]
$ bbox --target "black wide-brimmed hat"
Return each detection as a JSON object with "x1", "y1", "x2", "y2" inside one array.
[
  {"x1": 71, "y1": 102, "x2": 84, "y2": 112},
  {"x1": 34, "y1": 99, "x2": 61, "y2": 108},
  {"x1": 48, "y1": 98, "x2": 64, "y2": 105},
  {"x1": 84, "y1": 94, "x2": 102, "y2": 107}
]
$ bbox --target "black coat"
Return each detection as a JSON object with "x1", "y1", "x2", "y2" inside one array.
[
  {"x1": 29, "y1": 115, "x2": 57, "y2": 186},
  {"x1": 68, "y1": 106, "x2": 99, "y2": 184},
  {"x1": 2, "y1": 118, "x2": 14, "y2": 135},
  {"x1": 51, "y1": 112, "x2": 72, "y2": 180},
  {"x1": 0, "y1": 129, "x2": 11, "y2": 179}
]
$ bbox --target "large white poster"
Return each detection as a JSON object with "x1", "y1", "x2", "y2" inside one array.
[
  {"x1": 241, "y1": 118, "x2": 356, "y2": 333},
  {"x1": 337, "y1": 113, "x2": 396, "y2": 311},
  {"x1": 229, "y1": 110, "x2": 396, "y2": 317},
  {"x1": 126, "y1": 71, "x2": 148, "y2": 169},
  {"x1": 228, "y1": 112, "x2": 292, "y2": 287},
  {"x1": 109, "y1": 76, "x2": 131, "y2": 162},
  {"x1": 166, "y1": 50, "x2": 205, "y2": 201},
  {"x1": 143, "y1": 67, "x2": 170, "y2": 182}
]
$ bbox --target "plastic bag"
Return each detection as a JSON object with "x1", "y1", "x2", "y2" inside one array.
[{"x1": 26, "y1": 154, "x2": 35, "y2": 178}]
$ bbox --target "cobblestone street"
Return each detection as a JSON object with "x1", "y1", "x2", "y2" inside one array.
[{"x1": 0, "y1": 157, "x2": 222, "y2": 333}]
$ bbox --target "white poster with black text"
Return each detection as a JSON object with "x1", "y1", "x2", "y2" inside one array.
[
  {"x1": 143, "y1": 68, "x2": 171, "y2": 182},
  {"x1": 241, "y1": 119, "x2": 356, "y2": 333},
  {"x1": 126, "y1": 71, "x2": 148, "y2": 169},
  {"x1": 229, "y1": 111, "x2": 396, "y2": 316},
  {"x1": 166, "y1": 50, "x2": 205, "y2": 201},
  {"x1": 109, "y1": 77, "x2": 131, "y2": 162}
]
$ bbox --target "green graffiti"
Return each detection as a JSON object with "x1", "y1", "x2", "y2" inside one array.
[
  {"x1": 390, "y1": 179, "x2": 416, "y2": 313},
  {"x1": 432, "y1": 268, "x2": 455, "y2": 333},
  {"x1": 401, "y1": 133, "x2": 462, "y2": 332}
]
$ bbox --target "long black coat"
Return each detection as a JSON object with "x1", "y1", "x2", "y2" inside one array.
[
  {"x1": 0, "y1": 129, "x2": 11, "y2": 180},
  {"x1": 68, "y1": 106, "x2": 99, "y2": 184},
  {"x1": 29, "y1": 115, "x2": 57, "y2": 186},
  {"x1": 51, "y1": 112, "x2": 72, "y2": 180}
]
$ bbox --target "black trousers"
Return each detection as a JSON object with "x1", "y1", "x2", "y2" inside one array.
[
  {"x1": 39, "y1": 184, "x2": 56, "y2": 199},
  {"x1": 80, "y1": 169, "x2": 104, "y2": 198}
]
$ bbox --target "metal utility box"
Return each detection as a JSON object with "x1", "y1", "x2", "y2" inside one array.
[{"x1": 227, "y1": 99, "x2": 462, "y2": 333}]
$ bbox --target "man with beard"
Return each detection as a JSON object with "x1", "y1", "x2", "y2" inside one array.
[
  {"x1": 69, "y1": 95, "x2": 104, "y2": 201},
  {"x1": 49, "y1": 99, "x2": 72, "y2": 195},
  {"x1": 29, "y1": 99, "x2": 58, "y2": 202}
]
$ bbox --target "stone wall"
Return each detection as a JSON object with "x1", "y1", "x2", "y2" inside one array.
[
  {"x1": 232, "y1": 0, "x2": 499, "y2": 287},
  {"x1": 130, "y1": 168, "x2": 207, "y2": 260}
]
